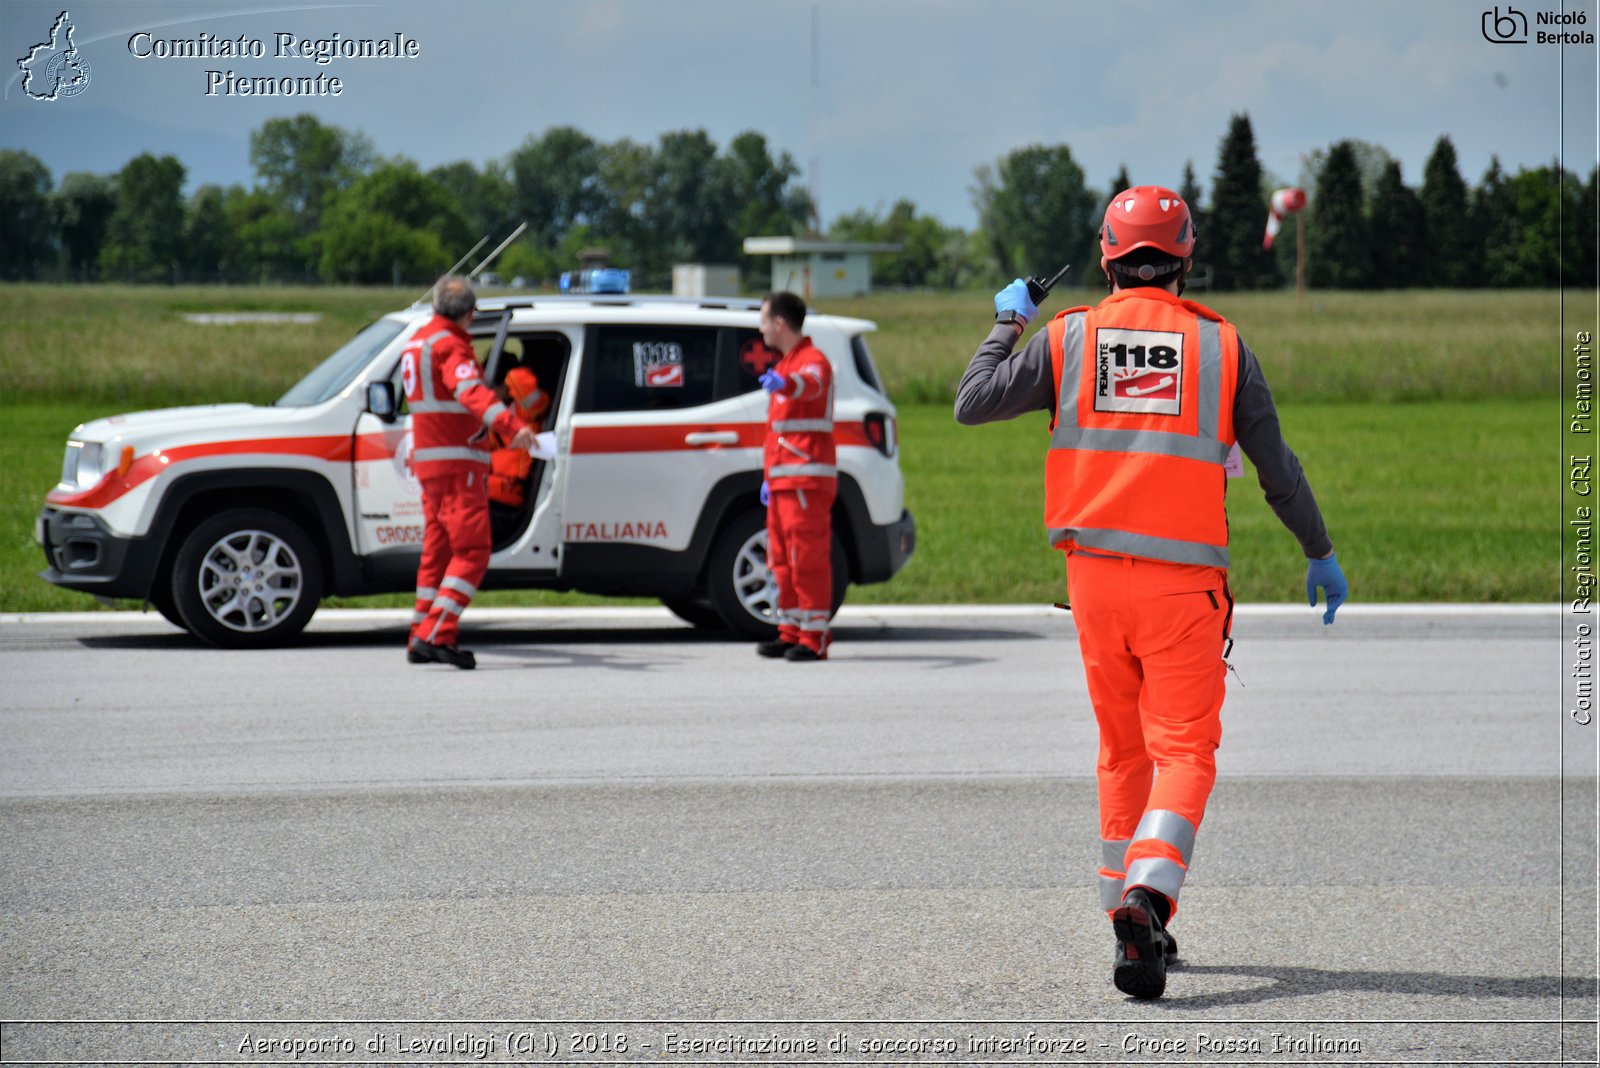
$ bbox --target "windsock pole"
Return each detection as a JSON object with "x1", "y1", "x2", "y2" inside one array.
[
  {"x1": 1264, "y1": 187, "x2": 1308, "y2": 304},
  {"x1": 1296, "y1": 212, "x2": 1306, "y2": 304}
]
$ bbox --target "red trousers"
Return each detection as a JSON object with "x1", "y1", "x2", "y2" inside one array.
[
  {"x1": 767, "y1": 484, "x2": 835, "y2": 654},
  {"x1": 1065, "y1": 551, "x2": 1230, "y2": 920},
  {"x1": 411, "y1": 469, "x2": 492, "y2": 648}
]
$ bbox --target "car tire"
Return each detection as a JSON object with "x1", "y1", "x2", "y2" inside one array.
[
  {"x1": 146, "y1": 584, "x2": 185, "y2": 630},
  {"x1": 660, "y1": 594, "x2": 727, "y2": 630},
  {"x1": 169, "y1": 508, "x2": 323, "y2": 648},
  {"x1": 705, "y1": 509, "x2": 848, "y2": 641}
]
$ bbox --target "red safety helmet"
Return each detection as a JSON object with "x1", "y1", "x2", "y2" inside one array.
[
  {"x1": 503, "y1": 366, "x2": 549, "y2": 423},
  {"x1": 1099, "y1": 186, "x2": 1196, "y2": 262}
]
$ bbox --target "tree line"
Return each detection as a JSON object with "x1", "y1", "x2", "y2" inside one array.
[{"x1": 2, "y1": 112, "x2": 1593, "y2": 290}]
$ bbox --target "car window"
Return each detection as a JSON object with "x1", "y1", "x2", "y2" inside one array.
[
  {"x1": 722, "y1": 328, "x2": 780, "y2": 399},
  {"x1": 851, "y1": 334, "x2": 885, "y2": 395},
  {"x1": 579, "y1": 325, "x2": 718, "y2": 412},
  {"x1": 276, "y1": 317, "x2": 408, "y2": 407}
]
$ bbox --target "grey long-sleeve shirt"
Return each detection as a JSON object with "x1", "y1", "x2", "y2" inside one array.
[{"x1": 955, "y1": 321, "x2": 1333, "y2": 559}]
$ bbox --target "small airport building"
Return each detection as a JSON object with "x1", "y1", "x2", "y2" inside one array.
[{"x1": 742, "y1": 237, "x2": 901, "y2": 299}]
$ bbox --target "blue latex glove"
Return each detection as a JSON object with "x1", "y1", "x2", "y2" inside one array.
[
  {"x1": 760, "y1": 480, "x2": 770, "y2": 507},
  {"x1": 759, "y1": 369, "x2": 785, "y2": 393},
  {"x1": 1305, "y1": 552, "x2": 1348, "y2": 625},
  {"x1": 994, "y1": 277, "x2": 1038, "y2": 325}
]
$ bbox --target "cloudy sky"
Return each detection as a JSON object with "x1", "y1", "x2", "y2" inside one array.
[{"x1": 2, "y1": 0, "x2": 1594, "y2": 229}]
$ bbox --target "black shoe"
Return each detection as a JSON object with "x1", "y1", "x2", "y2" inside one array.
[
  {"x1": 406, "y1": 638, "x2": 430, "y2": 665},
  {"x1": 415, "y1": 639, "x2": 476, "y2": 670},
  {"x1": 1112, "y1": 887, "x2": 1171, "y2": 999},
  {"x1": 757, "y1": 639, "x2": 797, "y2": 658},
  {"x1": 784, "y1": 643, "x2": 826, "y2": 661}
]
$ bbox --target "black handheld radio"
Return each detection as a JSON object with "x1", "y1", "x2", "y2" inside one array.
[{"x1": 1025, "y1": 263, "x2": 1073, "y2": 306}]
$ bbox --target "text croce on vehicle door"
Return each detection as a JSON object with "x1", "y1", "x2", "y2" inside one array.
[
  {"x1": 562, "y1": 323, "x2": 764, "y2": 559},
  {"x1": 350, "y1": 310, "x2": 507, "y2": 568},
  {"x1": 350, "y1": 317, "x2": 437, "y2": 566}
]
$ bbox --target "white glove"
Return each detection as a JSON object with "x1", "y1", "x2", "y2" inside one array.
[{"x1": 526, "y1": 431, "x2": 557, "y2": 460}]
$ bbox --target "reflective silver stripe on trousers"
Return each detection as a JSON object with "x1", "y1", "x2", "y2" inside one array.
[
  {"x1": 434, "y1": 597, "x2": 465, "y2": 616},
  {"x1": 415, "y1": 587, "x2": 438, "y2": 601},
  {"x1": 1123, "y1": 856, "x2": 1186, "y2": 901},
  {"x1": 769, "y1": 463, "x2": 836, "y2": 478},
  {"x1": 410, "y1": 399, "x2": 469, "y2": 414},
  {"x1": 1132, "y1": 809, "x2": 1197, "y2": 865},
  {"x1": 772, "y1": 418, "x2": 833, "y2": 432},
  {"x1": 409, "y1": 610, "x2": 427, "y2": 624},
  {"x1": 413, "y1": 446, "x2": 492, "y2": 464},
  {"x1": 479, "y1": 400, "x2": 508, "y2": 428},
  {"x1": 441, "y1": 575, "x2": 478, "y2": 598},
  {"x1": 794, "y1": 610, "x2": 830, "y2": 632},
  {"x1": 1098, "y1": 837, "x2": 1132, "y2": 912},
  {"x1": 1047, "y1": 526, "x2": 1228, "y2": 567}
]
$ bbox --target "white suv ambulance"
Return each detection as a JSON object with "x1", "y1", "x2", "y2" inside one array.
[{"x1": 37, "y1": 295, "x2": 916, "y2": 647}]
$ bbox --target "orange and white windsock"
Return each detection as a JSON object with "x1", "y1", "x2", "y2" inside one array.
[{"x1": 1263, "y1": 187, "x2": 1307, "y2": 250}]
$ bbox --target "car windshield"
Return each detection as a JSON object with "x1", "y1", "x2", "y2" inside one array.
[{"x1": 275, "y1": 317, "x2": 409, "y2": 407}]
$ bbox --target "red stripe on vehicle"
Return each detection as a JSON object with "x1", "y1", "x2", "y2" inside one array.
[
  {"x1": 570, "y1": 422, "x2": 868, "y2": 454},
  {"x1": 45, "y1": 435, "x2": 355, "y2": 509}
]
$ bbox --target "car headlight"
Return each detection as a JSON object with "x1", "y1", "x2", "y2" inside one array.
[{"x1": 60, "y1": 440, "x2": 104, "y2": 491}]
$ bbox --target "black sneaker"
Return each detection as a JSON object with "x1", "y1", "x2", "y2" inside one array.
[
  {"x1": 406, "y1": 638, "x2": 430, "y2": 665},
  {"x1": 757, "y1": 639, "x2": 797, "y2": 658},
  {"x1": 415, "y1": 639, "x2": 477, "y2": 670},
  {"x1": 784, "y1": 644, "x2": 826, "y2": 661},
  {"x1": 1112, "y1": 887, "x2": 1171, "y2": 999}
]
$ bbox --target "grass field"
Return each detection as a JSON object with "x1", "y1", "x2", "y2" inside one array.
[{"x1": 0, "y1": 284, "x2": 1577, "y2": 612}]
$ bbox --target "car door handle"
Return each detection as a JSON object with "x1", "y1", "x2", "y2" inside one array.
[{"x1": 684, "y1": 431, "x2": 740, "y2": 446}]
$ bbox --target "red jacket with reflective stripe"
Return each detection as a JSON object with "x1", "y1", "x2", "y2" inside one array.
[
  {"x1": 1044, "y1": 288, "x2": 1240, "y2": 568},
  {"x1": 762, "y1": 337, "x2": 836, "y2": 491},
  {"x1": 401, "y1": 315, "x2": 524, "y2": 480}
]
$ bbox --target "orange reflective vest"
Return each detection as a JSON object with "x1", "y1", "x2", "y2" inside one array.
[
  {"x1": 1044, "y1": 288, "x2": 1240, "y2": 568},
  {"x1": 488, "y1": 447, "x2": 532, "y2": 507}
]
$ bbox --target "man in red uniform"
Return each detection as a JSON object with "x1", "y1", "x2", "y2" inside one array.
[
  {"x1": 402, "y1": 276, "x2": 533, "y2": 669},
  {"x1": 956, "y1": 187, "x2": 1349, "y2": 998},
  {"x1": 756, "y1": 291, "x2": 836, "y2": 661}
]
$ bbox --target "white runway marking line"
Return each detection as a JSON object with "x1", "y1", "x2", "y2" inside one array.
[{"x1": 0, "y1": 603, "x2": 1561, "y2": 626}]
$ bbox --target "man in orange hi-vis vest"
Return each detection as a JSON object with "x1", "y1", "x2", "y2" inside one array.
[{"x1": 955, "y1": 186, "x2": 1348, "y2": 1000}]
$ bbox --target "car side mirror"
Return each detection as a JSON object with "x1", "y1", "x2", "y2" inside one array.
[{"x1": 367, "y1": 381, "x2": 397, "y2": 423}]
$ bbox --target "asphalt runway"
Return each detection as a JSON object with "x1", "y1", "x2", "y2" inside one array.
[{"x1": 0, "y1": 604, "x2": 1593, "y2": 1065}]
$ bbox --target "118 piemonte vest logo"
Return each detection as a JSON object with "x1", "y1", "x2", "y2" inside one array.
[{"x1": 1093, "y1": 328, "x2": 1185, "y2": 417}]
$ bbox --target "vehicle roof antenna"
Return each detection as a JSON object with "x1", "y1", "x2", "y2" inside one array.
[
  {"x1": 469, "y1": 221, "x2": 529, "y2": 281},
  {"x1": 415, "y1": 234, "x2": 489, "y2": 307}
]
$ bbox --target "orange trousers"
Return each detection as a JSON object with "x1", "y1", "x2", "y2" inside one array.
[
  {"x1": 411, "y1": 469, "x2": 492, "y2": 648},
  {"x1": 1065, "y1": 551, "x2": 1230, "y2": 920},
  {"x1": 767, "y1": 485, "x2": 835, "y2": 654}
]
